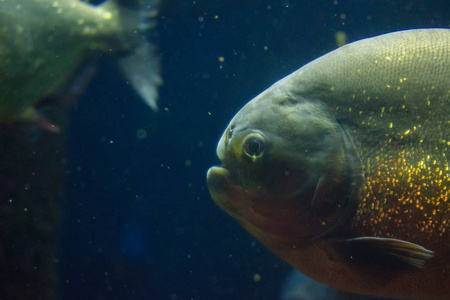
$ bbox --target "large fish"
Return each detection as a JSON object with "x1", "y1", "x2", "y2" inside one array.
[
  {"x1": 0, "y1": 0, "x2": 161, "y2": 131},
  {"x1": 207, "y1": 29, "x2": 450, "y2": 299}
]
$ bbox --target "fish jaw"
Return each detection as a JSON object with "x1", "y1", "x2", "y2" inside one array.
[
  {"x1": 207, "y1": 165, "x2": 322, "y2": 249},
  {"x1": 206, "y1": 166, "x2": 244, "y2": 219}
]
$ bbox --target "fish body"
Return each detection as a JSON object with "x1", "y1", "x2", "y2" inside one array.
[
  {"x1": 207, "y1": 29, "x2": 450, "y2": 299},
  {"x1": 0, "y1": 0, "x2": 160, "y2": 128}
]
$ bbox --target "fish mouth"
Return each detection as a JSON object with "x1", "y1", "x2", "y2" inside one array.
[
  {"x1": 206, "y1": 165, "x2": 237, "y2": 207},
  {"x1": 207, "y1": 165, "x2": 229, "y2": 176},
  {"x1": 207, "y1": 165, "x2": 250, "y2": 223},
  {"x1": 206, "y1": 165, "x2": 231, "y2": 192}
]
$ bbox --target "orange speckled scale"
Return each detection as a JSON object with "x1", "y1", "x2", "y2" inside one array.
[{"x1": 354, "y1": 143, "x2": 450, "y2": 244}]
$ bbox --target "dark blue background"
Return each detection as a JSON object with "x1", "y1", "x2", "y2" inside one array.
[{"x1": 59, "y1": 1, "x2": 450, "y2": 299}]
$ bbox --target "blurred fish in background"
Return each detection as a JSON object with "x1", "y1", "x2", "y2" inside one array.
[
  {"x1": 0, "y1": 0, "x2": 161, "y2": 132},
  {"x1": 279, "y1": 269, "x2": 335, "y2": 300},
  {"x1": 279, "y1": 269, "x2": 394, "y2": 300},
  {"x1": 0, "y1": 1, "x2": 161, "y2": 299}
]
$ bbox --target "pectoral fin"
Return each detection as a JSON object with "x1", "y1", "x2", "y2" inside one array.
[{"x1": 327, "y1": 237, "x2": 434, "y2": 270}]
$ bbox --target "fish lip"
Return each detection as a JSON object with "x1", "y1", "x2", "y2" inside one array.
[
  {"x1": 207, "y1": 165, "x2": 229, "y2": 180},
  {"x1": 207, "y1": 164, "x2": 237, "y2": 192},
  {"x1": 207, "y1": 164, "x2": 245, "y2": 197},
  {"x1": 206, "y1": 165, "x2": 231, "y2": 206}
]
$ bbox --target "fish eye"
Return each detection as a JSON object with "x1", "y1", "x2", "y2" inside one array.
[{"x1": 243, "y1": 135, "x2": 265, "y2": 158}]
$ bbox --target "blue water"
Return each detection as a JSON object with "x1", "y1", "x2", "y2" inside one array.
[{"x1": 58, "y1": 1, "x2": 450, "y2": 299}]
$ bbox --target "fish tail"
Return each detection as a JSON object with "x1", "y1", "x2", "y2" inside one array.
[{"x1": 105, "y1": 0, "x2": 162, "y2": 111}]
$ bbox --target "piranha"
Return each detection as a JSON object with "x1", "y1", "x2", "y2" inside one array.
[
  {"x1": 207, "y1": 29, "x2": 450, "y2": 299},
  {"x1": 0, "y1": 0, "x2": 161, "y2": 131}
]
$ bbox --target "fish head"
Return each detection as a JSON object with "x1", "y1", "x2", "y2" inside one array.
[{"x1": 207, "y1": 83, "x2": 361, "y2": 248}]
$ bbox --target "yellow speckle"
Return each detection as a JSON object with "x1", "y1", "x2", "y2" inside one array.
[
  {"x1": 335, "y1": 31, "x2": 348, "y2": 47},
  {"x1": 218, "y1": 56, "x2": 225, "y2": 62},
  {"x1": 386, "y1": 85, "x2": 391, "y2": 88},
  {"x1": 136, "y1": 129, "x2": 147, "y2": 140},
  {"x1": 404, "y1": 129, "x2": 410, "y2": 135},
  {"x1": 253, "y1": 273, "x2": 261, "y2": 282},
  {"x1": 389, "y1": 122, "x2": 393, "y2": 129},
  {"x1": 385, "y1": 56, "x2": 391, "y2": 61},
  {"x1": 214, "y1": 15, "x2": 219, "y2": 19},
  {"x1": 103, "y1": 12, "x2": 113, "y2": 20},
  {"x1": 52, "y1": 1, "x2": 59, "y2": 7},
  {"x1": 208, "y1": 112, "x2": 211, "y2": 115}
]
